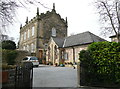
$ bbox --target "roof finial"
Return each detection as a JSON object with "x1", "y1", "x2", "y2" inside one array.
[
  {"x1": 20, "y1": 24, "x2": 22, "y2": 29},
  {"x1": 66, "y1": 17, "x2": 68, "y2": 24},
  {"x1": 37, "y1": 7, "x2": 39, "y2": 16},
  {"x1": 52, "y1": 3, "x2": 56, "y2": 12},
  {"x1": 53, "y1": 3, "x2": 55, "y2": 10},
  {"x1": 25, "y1": 17, "x2": 28, "y2": 24}
]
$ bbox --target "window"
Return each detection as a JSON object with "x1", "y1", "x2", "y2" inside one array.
[
  {"x1": 27, "y1": 45, "x2": 29, "y2": 51},
  {"x1": 31, "y1": 43, "x2": 35, "y2": 53},
  {"x1": 31, "y1": 43, "x2": 33, "y2": 52},
  {"x1": 54, "y1": 45, "x2": 57, "y2": 59},
  {"x1": 28, "y1": 29, "x2": 30, "y2": 38},
  {"x1": 32, "y1": 26, "x2": 35, "y2": 36},
  {"x1": 48, "y1": 47, "x2": 50, "y2": 60},
  {"x1": 52, "y1": 27, "x2": 56, "y2": 37},
  {"x1": 23, "y1": 46, "x2": 25, "y2": 50},
  {"x1": 24, "y1": 32, "x2": 26, "y2": 40},
  {"x1": 64, "y1": 53, "x2": 68, "y2": 60},
  {"x1": 21, "y1": 34, "x2": 23, "y2": 41}
]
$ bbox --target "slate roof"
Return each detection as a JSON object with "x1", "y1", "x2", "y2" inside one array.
[
  {"x1": 52, "y1": 37, "x2": 65, "y2": 48},
  {"x1": 52, "y1": 31, "x2": 106, "y2": 48},
  {"x1": 109, "y1": 34, "x2": 120, "y2": 38},
  {"x1": 63, "y1": 31, "x2": 106, "y2": 47}
]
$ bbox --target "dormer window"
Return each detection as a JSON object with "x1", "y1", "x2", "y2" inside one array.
[{"x1": 52, "y1": 27, "x2": 56, "y2": 37}]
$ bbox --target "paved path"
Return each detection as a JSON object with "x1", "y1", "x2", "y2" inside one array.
[{"x1": 33, "y1": 65, "x2": 77, "y2": 87}]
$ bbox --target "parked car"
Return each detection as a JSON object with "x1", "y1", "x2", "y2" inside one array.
[{"x1": 22, "y1": 56, "x2": 39, "y2": 67}]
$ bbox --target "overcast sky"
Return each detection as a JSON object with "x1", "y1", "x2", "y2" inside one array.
[{"x1": 6, "y1": 0, "x2": 111, "y2": 43}]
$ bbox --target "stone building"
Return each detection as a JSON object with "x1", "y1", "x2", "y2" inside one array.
[
  {"x1": 18, "y1": 4, "x2": 68, "y2": 62},
  {"x1": 47, "y1": 31, "x2": 106, "y2": 65}
]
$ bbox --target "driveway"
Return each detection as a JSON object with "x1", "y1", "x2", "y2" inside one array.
[{"x1": 33, "y1": 65, "x2": 77, "y2": 87}]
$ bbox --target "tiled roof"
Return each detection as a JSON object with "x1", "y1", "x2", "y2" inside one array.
[{"x1": 52, "y1": 31, "x2": 106, "y2": 48}]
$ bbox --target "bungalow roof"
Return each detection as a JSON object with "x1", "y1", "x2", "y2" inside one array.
[
  {"x1": 63, "y1": 31, "x2": 106, "y2": 47},
  {"x1": 52, "y1": 31, "x2": 106, "y2": 48}
]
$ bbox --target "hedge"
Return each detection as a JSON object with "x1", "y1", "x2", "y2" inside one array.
[{"x1": 79, "y1": 42, "x2": 120, "y2": 87}]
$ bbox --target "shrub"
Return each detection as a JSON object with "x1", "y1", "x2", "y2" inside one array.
[
  {"x1": 2, "y1": 40, "x2": 16, "y2": 50},
  {"x1": 2, "y1": 50, "x2": 18, "y2": 65},
  {"x1": 79, "y1": 42, "x2": 120, "y2": 87}
]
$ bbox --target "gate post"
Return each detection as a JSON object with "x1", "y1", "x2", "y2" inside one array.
[{"x1": 77, "y1": 60, "x2": 80, "y2": 87}]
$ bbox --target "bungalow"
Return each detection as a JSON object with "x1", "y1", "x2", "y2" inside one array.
[{"x1": 46, "y1": 31, "x2": 106, "y2": 65}]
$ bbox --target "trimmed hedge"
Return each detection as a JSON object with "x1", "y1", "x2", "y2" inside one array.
[{"x1": 79, "y1": 42, "x2": 120, "y2": 87}]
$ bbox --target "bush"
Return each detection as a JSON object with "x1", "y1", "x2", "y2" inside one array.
[
  {"x1": 2, "y1": 40, "x2": 16, "y2": 50},
  {"x1": 2, "y1": 50, "x2": 18, "y2": 65},
  {"x1": 79, "y1": 42, "x2": 120, "y2": 87}
]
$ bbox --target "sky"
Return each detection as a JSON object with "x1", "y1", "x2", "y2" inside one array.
[{"x1": 6, "y1": 0, "x2": 111, "y2": 43}]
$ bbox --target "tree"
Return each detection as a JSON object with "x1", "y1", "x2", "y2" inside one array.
[
  {"x1": 0, "y1": 0, "x2": 50, "y2": 33},
  {"x1": 95, "y1": 0, "x2": 120, "y2": 42},
  {"x1": 2, "y1": 40, "x2": 16, "y2": 50}
]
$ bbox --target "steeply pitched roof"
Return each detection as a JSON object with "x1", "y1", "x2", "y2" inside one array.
[
  {"x1": 63, "y1": 31, "x2": 106, "y2": 47},
  {"x1": 52, "y1": 37, "x2": 65, "y2": 48}
]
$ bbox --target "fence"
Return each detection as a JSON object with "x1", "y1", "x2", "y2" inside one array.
[{"x1": 2, "y1": 62, "x2": 33, "y2": 89}]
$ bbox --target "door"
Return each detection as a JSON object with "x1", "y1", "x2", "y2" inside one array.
[{"x1": 39, "y1": 50, "x2": 43, "y2": 63}]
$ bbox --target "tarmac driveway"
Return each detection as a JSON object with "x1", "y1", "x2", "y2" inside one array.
[{"x1": 33, "y1": 65, "x2": 77, "y2": 87}]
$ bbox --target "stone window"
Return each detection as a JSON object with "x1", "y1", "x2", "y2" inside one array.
[
  {"x1": 64, "y1": 53, "x2": 68, "y2": 60},
  {"x1": 48, "y1": 46, "x2": 50, "y2": 60},
  {"x1": 52, "y1": 27, "x2": 56, "y2": 37},
  {"x1": 31, "y1": 43, "x2": 35, "y2": 53},
  {"x1": 31, "y1": 43, "x2": 34, "y2": 52},
  {"x1": 54, "y1": 45, "x2": 57, "y2": 59},
  {"x1": 24, "y1": 32, "x2": 26, "y2": 40},
  {"x1": 28, "y1": 29, "x2": 30, "y2": 38},
  {"x1": 23, "y1": 46, "x2": 25, "y2": 50},
  {"x1": 27, "y1": 45, "x2": 29, "y2": 51},
  {"x1": 32, "y1": 26, "x2": 35, "y2": 36},
  {"x1": 21, "y1": 34, "x2": 23, "y2": 41}
]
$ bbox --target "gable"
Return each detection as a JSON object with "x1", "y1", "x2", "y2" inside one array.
[{"x1": 48, "y1": 37, "x2": 58, "y2": 47}]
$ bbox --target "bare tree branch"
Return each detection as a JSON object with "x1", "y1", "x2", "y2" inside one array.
[
  {"x1": 0, "y1": 0, "x2": 51, "y2": 34},
  {"x1": 94, "y1": 0, "x2": 120, "y2": 42}
]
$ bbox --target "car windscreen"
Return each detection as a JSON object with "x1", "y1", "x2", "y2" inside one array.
[
  {"x1": 23, "y1": 57, "x2": 28, "y2": 60},
  {"x1": 30, "y1": 57, "x2": 38, "y2": 60}
]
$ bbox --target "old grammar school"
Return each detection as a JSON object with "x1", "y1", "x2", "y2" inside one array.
[{"x1": 19, "y1": 4, "x2": 107, "y2": 65}]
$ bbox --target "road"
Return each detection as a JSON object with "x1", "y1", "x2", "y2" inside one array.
[{"x1": 33, "y1": 65, "x2": 77, "y2": 87}]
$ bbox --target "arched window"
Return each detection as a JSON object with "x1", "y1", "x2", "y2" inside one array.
[
  {"x1": 48, "y1": 46, "x2": 50, "y2": 61},
  {"x1": 54, "y1": 45, "x2": 57, "y2": 59},
  {"x1": 52, "y1": 27, "x2": 56, "y2": 37}
]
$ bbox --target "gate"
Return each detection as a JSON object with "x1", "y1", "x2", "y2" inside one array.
[{"x1": 15, "y1": 62, "x2": 33, "y2": 88}]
